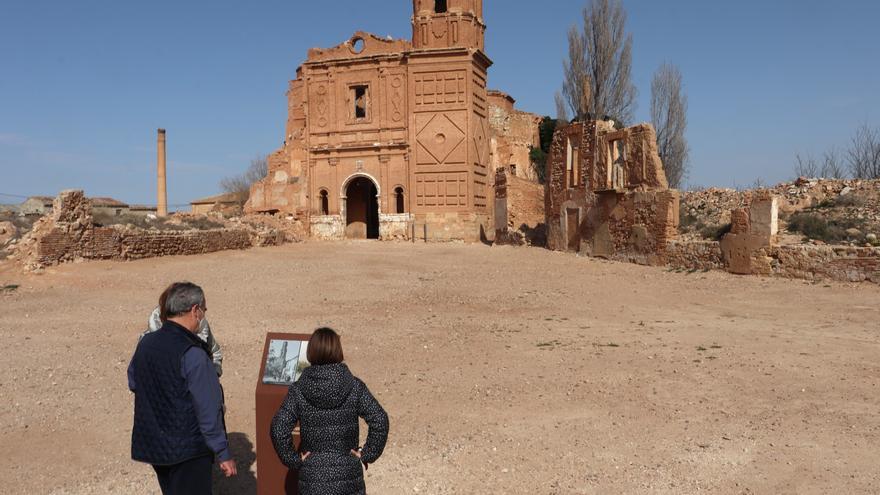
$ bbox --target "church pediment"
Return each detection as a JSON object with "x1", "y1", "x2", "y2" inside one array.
[{"x1": 306, "y1": 31, "x2": 412, "y2": 63}]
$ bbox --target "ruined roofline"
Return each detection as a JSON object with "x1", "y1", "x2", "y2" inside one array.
[
  {"x1": 487, "y1": 89, "x2": 515, "y2": 105},
  {"x1": 300, "y1": 44, "x2": 492, "y2": 70},
  {"x1": 305, "y1": 31, "x2": 412, "y2": 64}
]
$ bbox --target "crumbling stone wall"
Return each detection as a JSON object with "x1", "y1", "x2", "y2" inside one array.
[
  {"x1": 771, "y1": 245, "x2": 880, "y2": 283},
  {"x1": 494, "y1": 169, "x2": 545, "y2": 245},
  {"x1": 719, "y1": 193, "x2": 779, "y2": 275},
  {"x1": 545, "y1": 121, "x2": 679, "y2": 265},
  {"x1": 13, "y1": 191, "x2": 284, "y2": 271},
  {"x1": 488, "y1": 90, "x2": 541, "y2": 181},
  {"x1": 665, "y1": 239, "x2": 880, "y2": 284},
  {"x1": 665, "y1": 240, "x2": 725, "y2": 271}
]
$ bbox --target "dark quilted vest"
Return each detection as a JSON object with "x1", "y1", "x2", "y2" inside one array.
[{"x1": 131, "y1": 322, "x2": 213, "y2": 466}]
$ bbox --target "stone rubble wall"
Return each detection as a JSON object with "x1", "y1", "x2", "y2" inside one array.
[
  {"x1": 379, "y1": 214, "x2": 414, "y2": 241},
  {"x1": 770, "y1": 245, "x2": 880, "y2": 283},
  {"x1": 666, "y1": 235, "x2": 880, "y2": 284},
  {"x1": 12, "y1": 190, "x2": 285, "y2": 271},
  {"x1": 665, "y1": 240, "x2": 725, "y2": 271}
]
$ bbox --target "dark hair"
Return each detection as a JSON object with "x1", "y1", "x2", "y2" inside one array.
[
  {"x1": 163, "y1": 282, "x2": 205, "y2": 318},
  {"x1": 307, "y1": 327, "x2": 344, "y2": 365}
]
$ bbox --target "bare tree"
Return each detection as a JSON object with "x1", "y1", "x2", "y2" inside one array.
[
  {"x1": 220, "y1": 154, "x2": 268, "y2": 203},
  {"x1": 847, "y1": 124, "x2": 880, "y2": 179},
  {"x1": 822, "y1": 147, "x2": 847, "y2": 179},
  {"x1": 555, "y1": 91, "x2": 569, "y2": 123},
  {"x1": 794, "y1": 148, "x2": 848, "y2": 179},
  {"x1": 562, "y1": 0, "x2": 637, "y2": 124},
  {"x1": 650, "y1": 63, "x2": 689, "y2": 189},
  {"x1": 794, "y1": 153, "x2": 819, "y2": 178}
]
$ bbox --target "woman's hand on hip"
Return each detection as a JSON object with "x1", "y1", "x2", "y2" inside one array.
[
  {"x1": 351, "y1": 448, "x2": 368, "y2": 470},
  {"x1": 300, "y1": 451, "x2": 311, "y2": 462}
]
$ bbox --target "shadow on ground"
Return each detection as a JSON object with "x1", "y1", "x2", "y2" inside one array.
[{"x1": 213, "y1": 432, "x2": 257, "y2": 494}]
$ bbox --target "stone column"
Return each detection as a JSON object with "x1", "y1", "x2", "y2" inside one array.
[{"x1": 157, "y1": 128, "x2": 168, "y2": 217}]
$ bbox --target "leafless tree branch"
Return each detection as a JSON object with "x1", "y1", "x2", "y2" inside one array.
[
  {"x1": 651, "y1": 63, "x2": 689, "y2": 189},
  {"x1": 847, "y1": 124, "x2": 880, "y2": 179},
  {"x1": 555, "y1": 91, "x2": 569, "y2": 123},
  {"x1": 220, "y1": 154, "x2": 268, "y2": 203},
  {"x1": 562, "y1": 0, "x2": 636, "y2": 124}
]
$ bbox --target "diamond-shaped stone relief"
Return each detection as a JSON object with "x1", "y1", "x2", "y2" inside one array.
[
  {"x1": 416, "y1": 114, "x2": 466, "y2": 164},
  {"x1": 473, "y1": 117, "x2": 487, "y2": 165}
]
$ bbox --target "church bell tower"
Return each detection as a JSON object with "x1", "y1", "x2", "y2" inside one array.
[{"x1": 412, "y1": 0, "x2": 485, "y2": 51}]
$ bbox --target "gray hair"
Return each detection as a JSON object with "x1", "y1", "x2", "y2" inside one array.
[{"x1": 164, "y1": 282, "x2": 205, "y2": 318}]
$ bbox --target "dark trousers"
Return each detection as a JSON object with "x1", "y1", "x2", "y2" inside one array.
[{"x1": 152, "y1": 455, "x2": 213, "y2": 495}]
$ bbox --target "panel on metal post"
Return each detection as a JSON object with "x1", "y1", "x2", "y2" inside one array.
[{"x1": 255, "y1": 332, "x2": 312, "y2": 495}]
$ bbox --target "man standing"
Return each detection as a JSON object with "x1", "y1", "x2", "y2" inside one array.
[{"x1": 128, "y1": 282, "x2": 236, "y2": 494}]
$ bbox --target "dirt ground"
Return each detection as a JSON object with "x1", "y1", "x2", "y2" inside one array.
[{"x1": 1, "y1": 242, "x2": 879, "y2": 494}]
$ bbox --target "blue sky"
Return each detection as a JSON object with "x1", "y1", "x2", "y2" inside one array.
[{"x1": 1, "y1": 0, "x2": 878, "y2": 206}]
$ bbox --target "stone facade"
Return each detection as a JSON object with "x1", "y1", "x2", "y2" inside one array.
[
  {"x1": 545, "y1": 120, "x2": 679, "y2": 265},
  {"x1": 246, "y1": 0, "x2": 531, "y2": 243}
]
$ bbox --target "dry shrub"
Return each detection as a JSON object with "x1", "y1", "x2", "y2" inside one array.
[{"x1": 787, "y1": 212, "x2": 866, "y2": 243}]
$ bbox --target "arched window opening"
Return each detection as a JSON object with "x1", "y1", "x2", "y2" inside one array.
[
  {"x1": 435, "y1": 0, "x2": 448, "y2": 14},
  {"x1": 319, "y1": 190, "x2": 329, "y2": 215},
  {"x1": 394, "y1": 187, "x2": 405, "y2": 214}
]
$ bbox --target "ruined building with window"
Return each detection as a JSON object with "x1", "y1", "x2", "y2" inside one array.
[
  {"x1": 246, "y1": 0, "x2": 537, "y2": 241},
  {"x1": 545, "y1": 120, "x2": 680, "y2": 265}
]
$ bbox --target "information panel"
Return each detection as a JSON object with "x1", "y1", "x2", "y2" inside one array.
[{"x1": 255, "y1": 332, "x2": 311, "y2": 495}]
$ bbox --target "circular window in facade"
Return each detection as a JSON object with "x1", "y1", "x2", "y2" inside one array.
[{"x1": 351, "y1": 37, "x2": 365, "y2": 54}]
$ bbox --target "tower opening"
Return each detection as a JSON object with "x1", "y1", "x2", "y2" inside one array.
[{"x1": 434, "y1": 0, "x2": 448, "y2": 13}]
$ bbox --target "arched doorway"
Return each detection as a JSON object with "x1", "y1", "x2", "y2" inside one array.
[{"x1": 345, "y1": 177, "x2": 379, "y2": 239}]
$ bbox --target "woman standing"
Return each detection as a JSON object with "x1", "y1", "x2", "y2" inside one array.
[{"x1": 271, "y1": 328, "x2": 389, "y2": 495}]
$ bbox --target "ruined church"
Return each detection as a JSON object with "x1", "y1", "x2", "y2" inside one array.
[{"x1": 246, "y1": 0, "x2": 538, "y2": 241}]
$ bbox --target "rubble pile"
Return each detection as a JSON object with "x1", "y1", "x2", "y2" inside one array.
[{"x1": 681, "y1": 178, "x2": 880, "y2": 245}]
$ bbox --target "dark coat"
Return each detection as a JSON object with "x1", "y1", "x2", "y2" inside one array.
[
  {"x1": 130, "y1": 322, "x2": 214, "y2": 465},
  {"x1": 271, "y1": 363, "x2": 389, "y2": 495}
]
